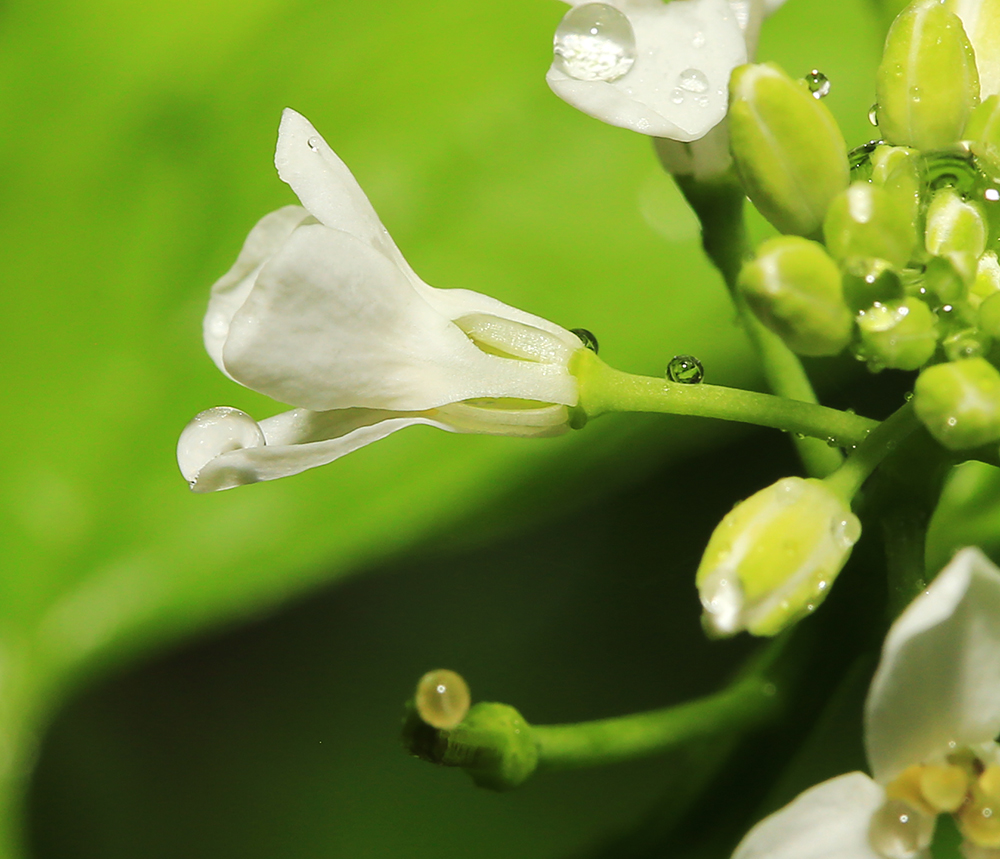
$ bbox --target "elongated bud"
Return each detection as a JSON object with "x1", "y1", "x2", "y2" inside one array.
[
  {"x1": 965, "y1": 95, "x2": 1000, "y2": 165},
  {"x1": 696, "y1": 477, "x2": 861, "y2": 638},
  {"x1": 914, "y1": 357, "x2": 1000, "y2": 449},
  {"x1": 871, "y1": 145, "x2": 921, "y2": 228},
  {"x1": 972, "y1": 252, "x2": 1000, "y2": 308},
  {"x1": 945, "y1": 0, "x2": 1000, "y2": 99},
  {"x1": 738, "y1": 236, "x2": 852, "y2": 356},
  {"x1": 926, "y1": 188, "x2": 988, "y2": 258},
  {"x1": 824, "y1": 182, "x2": 917, "y2": 269},
  {"x1": 728, "y1": 62, "x2": 849, "y2": 236},
  {"x1": 856, "y1": 298, "x2": 939, "y2": 371},
  {"x1": 876, "y1": 0, "x2": 980, "y2": 151}
]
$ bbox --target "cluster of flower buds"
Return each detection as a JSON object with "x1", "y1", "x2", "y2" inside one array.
[{"x1": 728, "y1": 0, "x2": 1000, "y2": 453}]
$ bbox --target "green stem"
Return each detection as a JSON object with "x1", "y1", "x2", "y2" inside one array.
[
  {"x1": 575, "y1": 350, "x2": 877, "y2": 448},
  {"x1": 674, "y1": 175, "x2": 842, "y2": 477},
  {"x1": 824, "y1": 402, "x2": 920, "y2": 501},
  {"x1": 533, "y1": 673, "x2": 777, "y2": 771}
]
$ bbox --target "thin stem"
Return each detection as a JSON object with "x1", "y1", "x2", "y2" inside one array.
[
  {"x1": 533, "y1": 673, "x2": 778, "y2": 771},
  {"x1": 824, "y1": 402, "x2": 920, "y2": 501},
  {"x1": 575, "y1": 351, "x2": 877, "y2": 449},
  {"x1": 673, "y1": 175, "x2": 842, "y2": 477}
]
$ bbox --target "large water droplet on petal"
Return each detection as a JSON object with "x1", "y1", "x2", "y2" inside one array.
[
  {"x1": 177, "y1": 406, "x2": 266, "y2": 485},
  {"x1": 553, "y1": 3, "x2": 636, "y2": 83},
  {"x1": 415, "y1": 669, "x2": 471, "y2": 730},
  {"x1": 677, "y1": 68, "x2": 710, "y2": 94},
  {"x1": 868, "y1": 800, "x2": 935, "y2": 859}
]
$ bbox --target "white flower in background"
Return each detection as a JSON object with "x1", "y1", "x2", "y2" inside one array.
[
  {"x1": 546, "y1": 0, "x2": 788, "y2": 140},
  {"x1": 733, "y1": 548, "x2": 1000, "y2": 859},
  {"x1": 178, "y1": 109, "x2": 584, "y2": 493}
]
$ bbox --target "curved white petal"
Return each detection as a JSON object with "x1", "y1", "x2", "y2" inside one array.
[
  {"x1": 203, "y1": 205, "x2": 311, "y2": 375},
  {"x1": 946, "y1": 0, "x2": 1000, "y2": 98},
  {"x1": 865, "y1": 548, "x2": 1000, "y2": 784},
  {"x1": 547, "y1": 0, "x2": 746, "y2": 140},
  {"x1": 182, "y1": 407, "x2": 453, "y2": 493},
  {"x1": 733, "y1": 773, "x2": 886, "y2": 859},
  {"x1": 221, "y1": 224, "x2": 578, "y2": 412}
]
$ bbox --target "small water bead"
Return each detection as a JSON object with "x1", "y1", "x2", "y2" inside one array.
[
  {"x1": 666, "y1": 354, "x2": 704, "y2": 384},
  {"x1": 804, "y1": 69, "x2": 830, "y2": 99},
  {"x1": 692, "y1": 30, "x2": 706, "y2": 48},
  {"x1": 307, "y1": 137, "x2": 321, "y2": 152},
  {"x1": 869, "y1": 103, "x2": 880, "y2": 127},
  {"x1": 553, "y1": 3, "x2": 636, "y2": 83},
  {"x1": 670, "y1": 89, "x2": 685, "y2": 105},
  {"x1": 677, "y1": 68, "x2": 710, "y2": 94},
  {"x1": 869, "y1": 800, "x2": 935, "y2": 859},
  {"x1": 987, "y1": 187, "x2": 1000, "y2": 203},
  {"x1": 415, "y1": 669, "x2": 471, "y2": 730},
  {"x1": 571, "y1": 328, "x2": 599, "y2": 353},
  {"x1": 919, "y1": 148, "x2": 980, "y2": 196}
]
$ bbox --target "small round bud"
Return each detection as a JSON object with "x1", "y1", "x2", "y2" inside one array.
[
  {"x1": 980, "y1": 292, "x2": 1000, "y2": 338},
  {"x1": 914, "y1": 358, "x2": 1000, "y2": 449},
  {"x1": 872, "y1": 145, "x2": 921, "y2": 228},
  {"x1": 738, "y1": 236, "x2": 852, "y2": 357},
  {"x1": 925, "y1": 188, "x2": 988, "y2": 260},
  {"x1": 824, "y1": 182, "x2": 917, "y2": 270},
  {"x1": 415, "y1": 669, "x2": 471, "y2": 729},
  {"x1": 856, "y1": 298, "x2": 938, "y2": 372},
  {"x1": 971, "y1": 252, "x2": 1000, "y2": 308},
  {"x1": 696, "y1": 476, "x2": 860, "y2": 638},
  {"x1": 728, "y1": 62, "x2": 849, "y2": 237},
  {"x1": 876, "y1": 0, "x2": 980, "y2": 151}
]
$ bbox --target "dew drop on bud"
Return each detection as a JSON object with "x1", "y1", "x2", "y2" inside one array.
[
  {"x1": 869, "y1": 103, "x2": 880, "y2": 127},
  {"x1": 553, "y1": 3, "x2": 636, "y2": 83},
  {"x1": 805, "y1": 69, "x2": 830, "y2": 99},
  {"x1": 666, "y1": 354, "x2": 705, "y2": 384},
  {"x1": 177, "y1": 407, "x2": 266, "y2": 485},
  {"x1": 868, "y1": 799, "x2": 935, "y2": 859},
  {"x1": 571, "y1": 328, "x2": 599, "y2": 353},
  {"x1": 415, "y1": 669, "x2": 471, "y2": 730}
]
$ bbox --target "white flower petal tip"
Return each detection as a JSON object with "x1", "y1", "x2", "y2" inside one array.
[
  {"x1": 733, "y1": 773, "x2": 886, "y2": 859},
  {"x1": 546, "y1": 0, "x2": 748, "y2": 140},
  {"x1": 865, "y1": 548, "x2": 1000, "y2": 785},
  {"x1": 177, "y1": 407, "x2": 267, "y2": 492}
]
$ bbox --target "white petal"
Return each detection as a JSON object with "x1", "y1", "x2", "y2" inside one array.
[
  {"x1": 865, "y1": 548, "x2": 1000, "y2": 784},
  {"x1": 547, "y1": 0, "x2": 747, "y2": 140},
  {"x1": 221, "y1": 224, "x2": 578, "y2": 411},
  {"x1": 184, "y1": 407, "x2": 453, "y2": 493},
  {"x1": 203, "y1": 205, "x2": 311, "y2": 375},
  {"x1": 946, "y1": 0, "x2": 1000, "y2": 98},
  {"x1": 733, "y1": 773, "x2": 886, "y2": 859}
]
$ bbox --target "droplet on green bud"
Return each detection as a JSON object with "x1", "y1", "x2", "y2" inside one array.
[
  {"x1": 415, "y1": 669, "x2": 471, "y2": 729},
  {"x1": 856, "y1": 298, "x2": 939, "y2": 372},
  {"x1": 876, "y1": 0, "x2": 980, "y2": 151},
  {"x1": 824, "y1": 182, "x2": 918, "y2": 269},
  {"x1": 842, "y1": 258, "x2": 905, "y2": 313},
  {"x1": 943, "y1": 328, "x2": 991, "y2": 361},
  {"x1": 728, "y1": 62, "x2": 849, "y2": 237},
  {"x1": 696, "y1": 477, "x2": 861, "y2": 638},
  {"x1": 914, "y1": 358, "x2": 1000, "y2": 449},
  {"x1": 738, "y1": 236, "x2": 852, "y2": 356}
]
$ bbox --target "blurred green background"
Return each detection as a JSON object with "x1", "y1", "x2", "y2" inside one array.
[{"x1": 4, "y1": 0, "x2": 988, "y2": 857}]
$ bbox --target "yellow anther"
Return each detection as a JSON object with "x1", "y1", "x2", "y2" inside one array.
[
  {"x1": 960, "y1": 771, "x2": 1000, "y2": 848},
  {"x1": 920, "y1": 764, "x2": 970, "y2": 813},
  {"x1": 887, "y1": 765, "x2": 938, "y2": 818}
]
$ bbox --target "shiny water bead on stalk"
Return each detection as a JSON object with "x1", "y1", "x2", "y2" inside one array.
[
  {"x1": 415, "y1": 669, "x2": 471, "y2": 730},
  {"x1": 666, "y1": 354, "x2": 704, "y2": 384},
  {"x1": 553, "y1": 3, "x2": 636, "y2": 83},
  {"x1": 570, "y1": 328, "x2": 599, "y2": 353},
  {"x1": 804, "y1": 69, "x2": 830, "y2": 99}
]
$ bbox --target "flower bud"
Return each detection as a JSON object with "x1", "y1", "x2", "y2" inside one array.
[
  {"x1": 696, "y1": 477, "x2": 861, "y2": 637},
  {"x1": 737, "y1": 236, "x2": 852, "y2": 356},
  {"x1": 876, "y1": 0, "x2": 980, "y2": 151},
  {"x1": 824, "y1": 183, "x2": 918, "y2": 269},
  {"x1": 979, "y1": 291, "x2": 1000, "y2": 336},
  {"x1": 926, "y1": 188, "x2": 988, "y2": 258},
  {"x1": 914, "y1": 357, "x2": 1000, "y2": 449},
  {"x1": 842, "y1": 258, "x2": 905, "y2": 313},
  {"x1": 945, "y1": 0, "x2": 1000, "y2": 99},
  {"x1": 856, "y1": 298, "x2": 939, "y2": 371},
  {"x1": 965, "y1": 94, "x2": 1000, "y2": 167},
  {"x1": 728, "y1": 62, "x2": 849, "y2": 236},
  {"x1": 972, "y1": 251, "x2": 1000, "y2": 307},
  {"x1": 872, "y1": 145, "x2": 922, "y2": 228}
]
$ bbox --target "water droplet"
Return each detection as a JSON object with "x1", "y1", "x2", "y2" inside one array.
[
  {"x1": 987, "y1": 187, "x2": 1000, "y2": 202},
  {"x1": 692, "y1": 30, "x2": 705, "y2": 48},
  {"x1": 571, "y1": 328, "x2": 599, "y2": 353},
  {"x1": 868, "y1": 800, "x2": 935, "y2": 859},
  {"x1": 832, "y1": 514, "x2": 862, "y2": 549},
  {"x1": 307, "y1": 137, "x2": 321, "y2": 152},
  {"x1": 695, "y1": 95, "x2": 709, "y2": 108},
  {"x1": 666, "y1": 354, "x2": 704, "y2": 384},
  {"x1": 677, "y1": 68, "x2": 709, "y2": 94},
  {"x1": 919, "y1": 148, "x2": 979, "y2": 196},
  {"x1": 804, "y1": 69, "x2": 830, "y2": 99},
  {"x1": 553, "y1": 3, "x2": 636, "y2": 83},
  {"x1": 415, "y1": 669, "x2": 471, "y2": 730},
  {"x1": 849, "y1": 140, "x2": 882, "y2": 181},
  {"x1": 177, "y1": 407, "x2": 266, "y2": 485},
  {"x1": 868, "y1": 103, "x2": 880, "y2": 126},
  {"x1": 904, "y1": 391, "x2": 914, "y2": 402},
  {"x1": 670, "y1": 88, "x2": 685, "y2": 105}
]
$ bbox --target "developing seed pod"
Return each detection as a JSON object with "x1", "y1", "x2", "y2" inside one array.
[{"x1": 415, "y1": 669, "x2": 471, "y2": 729}]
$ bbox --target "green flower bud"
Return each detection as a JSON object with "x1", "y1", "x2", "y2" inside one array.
[
  {"x1": 925, "y1": 253, "x2": 973, "y2": 304},
  {"x1": 926, "y1": 188, "x2": 988, "y2": 257},
  {"x1": 856, "y1": 297, "x2": 939, "y2": 371},
  {"x1": 965, "y1": 94, "x2": 1000, "y2": 166},
  {"x1": 979, "y1": 291, "x2": 1000, "y2": 336},
  {"x1": 729, "y1": 62, "x2": 849, "y2": 237},
  {"x1": 842, "y1": 258, "x2": 906, "y2": 313},
  {"x1": 872, "y1": 144, "x2": 918, "y2": 185},
  {"x1": 972, "y1": 251, "x2": 1000, "y2": 307},
  {"x1": 876, "y1": 0, "x2": 980, "y2": 151},
  {"x1": 738, "y1": 236, "x2": 852, "y2": 356},
  {"x1": 943, "y1": 327, "x2": 991, "y2": 360},
  {"x1": 697, "y1": 477, "x2": 860, "y2": 638},
  {"x1": 914, "y1": 357, "x2": 1000, "y2": 449},
  {"x1": 824, "y1": 182, "x2": 918, "y2": 269},
  {"x1": 945, "y1": 0, "x2": 1000, "y2": 99}
]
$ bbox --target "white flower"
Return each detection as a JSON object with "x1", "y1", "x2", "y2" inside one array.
[
  {"x1": 178, "y1": 109, "x2": 584, "y2": 493},
  {"x1": 546, "y1": 0, "x2": 787, "y2": 140},
  {"x1": 733, "y1": 548, "x2": 1000, "y2": 859}
]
